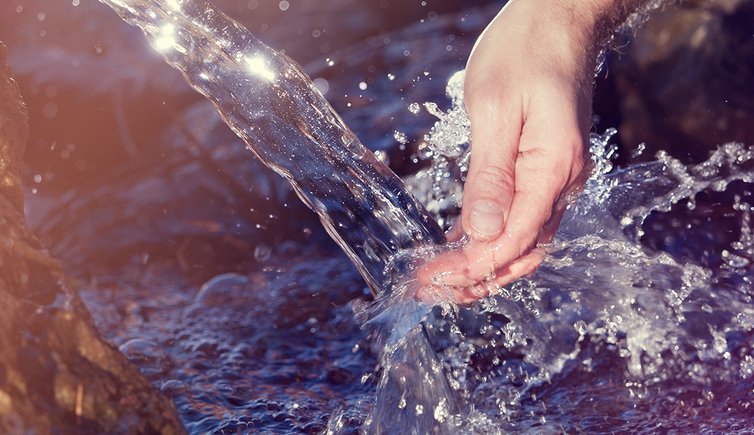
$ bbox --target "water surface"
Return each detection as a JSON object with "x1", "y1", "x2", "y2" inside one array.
[{"x1": 15, "y1": 0, "x2": 754, "y2": 433}]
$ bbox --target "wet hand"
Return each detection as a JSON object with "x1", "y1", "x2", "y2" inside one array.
[{"x1": 418, "y1": 0, "x2": 613, "y2": 303}]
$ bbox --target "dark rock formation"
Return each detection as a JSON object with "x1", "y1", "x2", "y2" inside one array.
[
  {"x1": 0, "y1": 43, "x2": 185, "y2": 434},
  {"x1": 608, "y1": 0, "x2": 754, "y2": 163}
]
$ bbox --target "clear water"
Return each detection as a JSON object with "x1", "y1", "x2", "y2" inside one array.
[
  {"x1": 84, "y1": 0, "x2": 754, "y2": 433},
  {"x1": 99, "y1": 0, "x2": 445, "y2": 294},
  {"x1": 357, "y1": 73, "x2": 754, "y2": 432}
]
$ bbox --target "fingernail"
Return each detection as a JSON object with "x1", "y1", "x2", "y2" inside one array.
[{"x1": 468, "y1": 200, "x2": 504, "y2": 239}]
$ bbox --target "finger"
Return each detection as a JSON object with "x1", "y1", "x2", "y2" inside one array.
[
  {"x1": 537, "y1": 201, "x2": 566, "y2": 245},
  {"x1": 415, "y1": 280, "x2": 481, "y2": 305},
  {"x1": 454, "y1": 248, "x2": 544, "y2": 303},
  {"x1": 417, "y1": 249, "x2": 545, "y2": 304},
  {"x1": 491, "y1": 248, "x2": 545, "y2": 288},
  {"x1": 417, "y1": 175, "x2": 558, "y2": 288},
  {"x1": 416, "y1": 250, "x2": 469, "y2": 287},
  {"x1": 461, "y1": 86, "x2": 522, "y2": 241},
  {"x1": 457, "y1": 165, "x2": 562, "y2": 283},
  {"x1": 429, "y1": 130, "x2": 582, "y2": 286},
  {"x1": 415, "y1": 283, "x2": 457, "y2": 304},
  {"x1": 445, "y1": 216, "x2": 464, "y2": 242}
]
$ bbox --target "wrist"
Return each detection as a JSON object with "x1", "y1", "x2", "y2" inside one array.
[
  {"x1": 518, "y1": 0, "x2": 649, "y2": 45},
  {"x1": 509, "y1": 0, "x2": 603, "y2": 55},
  {"x1": 551, "y1": 0, "x2": 650, "y2": 43},
  {"x1": 502, "y1": 0, "x2": 605, "y2": 71}
]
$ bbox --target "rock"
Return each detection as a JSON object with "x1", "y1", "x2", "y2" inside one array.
[
  {"x1": 608, "y1": 0, "x2": 754, "y2": 163},
  {"x1": 0, "y1": 43, "x2": 185, "y2": 434}
]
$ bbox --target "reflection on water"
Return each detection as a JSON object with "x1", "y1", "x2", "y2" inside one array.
[{"x1": 8, "y1": 0, "x2": 754, "y2": 433}]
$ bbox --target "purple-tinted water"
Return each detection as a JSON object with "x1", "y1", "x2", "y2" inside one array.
[{"x1": 3, "y1": 0, "x2": 754, "y2": 433}]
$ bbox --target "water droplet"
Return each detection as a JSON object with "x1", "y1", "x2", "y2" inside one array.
[
  {"x1": 374, "y1": 150, "x2": 390, "y2": 165},
  {"x1": 393, "y1": 131, "x2": 408, "y2": 145},
  {"x1": 631, "y1": 142, "x2": 646, "y2": 158},
  {"x1": 433, "y1": 398, "x2": 448, "y2": 422},
  {"x1": 722, "y1": 250, "x2": 750, "y2": 268},
  {"x1": 254, "y1": 244, "x2": 272, "y2": 262},
  {"x1": 313, "y1": 77, "x2": 329, "y2": 95},
  {"x1": 741, "y1": 355, "x2": 754, "y2": 378}
]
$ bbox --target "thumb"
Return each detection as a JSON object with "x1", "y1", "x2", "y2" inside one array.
[{"x1": 462, "y1": 95, "x2": 521, "y2": 241}]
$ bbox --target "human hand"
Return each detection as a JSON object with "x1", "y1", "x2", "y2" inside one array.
[{"x1": 418, "y1": 0, "x2": 616, "y2": 303}]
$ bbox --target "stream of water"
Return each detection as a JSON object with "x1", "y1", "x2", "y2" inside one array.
[
  {"x1": 99, "y1": 0, "x2": 457, "y2": 432},
  {"x1": 99, "y1": 0, "x2": 446, "y2": 294},
  {"x1": 97, "y1": 0, "x2": 754, "y2": 433}
]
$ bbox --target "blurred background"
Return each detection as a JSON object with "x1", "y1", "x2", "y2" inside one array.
[
  {"x1": 1, "y1": 0, "x2": 499, "y2": 273},
  {"x1": 1, "y1": 0, "x2": 752, "y2": 272},
  {"x1": 1, "y1": 0, "x2": 753, "y2": 433}
]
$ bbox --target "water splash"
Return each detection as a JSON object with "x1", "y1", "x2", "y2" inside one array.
[
  {"x1": 403, "y1": 70, "x2": 469, "y2": 228},
  {"x1": 97, "y1": 0, "x2": 754, "y2": 432},
  {"x1": 98, "y1": 0, "x2": 454, "y2": 432},
  {"x1": 388, "y1": 68, "x2": 754, "y2": 430}
]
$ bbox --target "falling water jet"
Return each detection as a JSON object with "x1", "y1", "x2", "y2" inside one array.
[
  {"x1": 98, "y1": 0, "x2": 445, "y2": 291},
  {"x1": 94, "y1": 0, "x2": 754, "y2": 431},
  {"x1": 98, "y1": 0, "x2": 459, "y2": 432}
]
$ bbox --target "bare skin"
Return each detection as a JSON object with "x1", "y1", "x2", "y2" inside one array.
[{"x1": 419, "y1": 0, "x2": 651, "y2": 303}]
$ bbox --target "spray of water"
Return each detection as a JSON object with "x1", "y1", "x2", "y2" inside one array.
[
  {"x1": 357, "y1": 70, "x2": 754, "y2": 431},
  {"x1": 98, "y1": 0, "x2": 754, "y2": 432}
]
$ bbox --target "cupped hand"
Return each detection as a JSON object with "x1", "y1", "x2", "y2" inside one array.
[{"x1": 418, "y1": 0, "x2": 605, "y2": 303}]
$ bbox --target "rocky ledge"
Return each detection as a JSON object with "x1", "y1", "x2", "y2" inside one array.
[{"x1": 0, "y1": 43, "x2": 184, "y2": 434}]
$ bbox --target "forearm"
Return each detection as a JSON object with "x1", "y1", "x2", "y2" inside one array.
[
  {"x1": 549, "y1": 0, "x2": 656, "y2": 43},
  {"x1": 507, "y1": 0, "x2": 653, "y2": 49},
  {"x1": 588, "y1": 0, "x2": 657, "y2": 41}
]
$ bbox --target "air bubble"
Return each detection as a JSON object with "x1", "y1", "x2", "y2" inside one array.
[{"x1": 254, "y1": 244, "x2": 272, "y2": 262}]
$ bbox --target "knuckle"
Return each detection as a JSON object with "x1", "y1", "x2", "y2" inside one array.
[
  {"x1": 547, "y1": 161, "x2": 571, "y2": 186},
  {"x1": 466, "y1": 81, "x2": 509, "y2": 114},
  {"x1": 471, "y1": 162, "x2": 515, "y2": 197}
]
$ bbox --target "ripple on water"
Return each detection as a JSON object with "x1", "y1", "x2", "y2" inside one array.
[
  {"x1": 118, "y1": 338, "x2": 173, "y2": 379},
  {"x1": 59, "y1": 1, "x2": 754, "y2": 432},
  {"x1": 192, "y1": 272, "x2": 250, "y2": 308}
]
